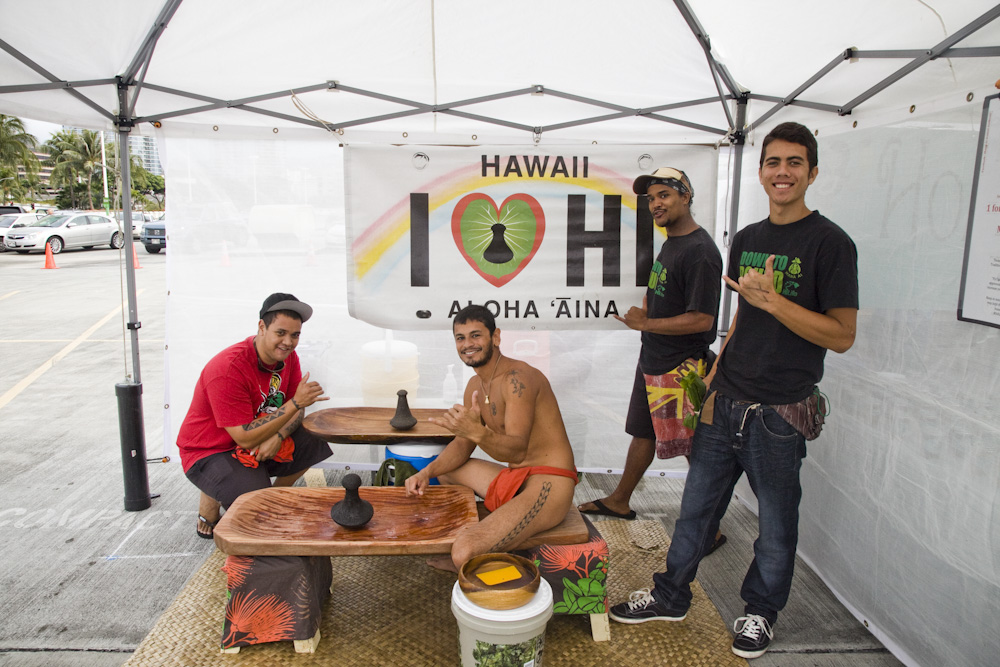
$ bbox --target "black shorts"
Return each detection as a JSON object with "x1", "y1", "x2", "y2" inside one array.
[
  {"x1": 185, "y1": 427, "x2": 332, "y2": 508},
  {"x1": 625, "y1": 365, "x2": 656, "y2": 441}
]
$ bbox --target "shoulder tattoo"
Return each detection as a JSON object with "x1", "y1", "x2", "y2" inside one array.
[{"x1": 506, "y1": 370, "x2": 527, "y2": 398}]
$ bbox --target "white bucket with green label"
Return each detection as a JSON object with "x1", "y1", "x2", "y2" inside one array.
[{"x1": 451, "y1": 579, "x2": 553, "y2": 667}]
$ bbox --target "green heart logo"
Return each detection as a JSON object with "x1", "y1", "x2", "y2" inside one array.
[{"x1": 451, "y1": 193, "x2": 545, "y2": 287}]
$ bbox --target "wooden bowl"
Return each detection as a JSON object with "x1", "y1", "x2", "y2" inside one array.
[{"x1": 458, "y1": 553, "x2": 541, "y2": 610}]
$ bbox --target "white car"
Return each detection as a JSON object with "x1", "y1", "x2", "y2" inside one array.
[
  {"x1": 5, "y1": 211, "x2": 124, "y2": 254},
  {"x1": 0, "y1": 213, "x2": 43, "y2": 252},
  {"x1": 115, "y1": 211, "x2": 153, "y2": 239}
]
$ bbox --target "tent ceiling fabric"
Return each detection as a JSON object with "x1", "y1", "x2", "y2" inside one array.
[{"x1": 1, "y1": 0, "x2": 998, "y2": 141}]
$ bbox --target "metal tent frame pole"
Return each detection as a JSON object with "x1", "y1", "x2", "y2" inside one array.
[
  {"x1": 720, "y1": 96, "x2": 748, "y2": 338},
  {"x1": 118, "y1": 90, "x2": 142, "y2": 384},
  {"x1": 115, "y1": 77, "x2": 155, "y2": 511},
  {"x1": 111, "y1": 0, "x2": 184, "y2": 514}
]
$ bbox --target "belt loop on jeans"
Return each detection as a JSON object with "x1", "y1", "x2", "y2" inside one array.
[{"x1": 733, "y1": 403, "x2": 762, "y2": 447}]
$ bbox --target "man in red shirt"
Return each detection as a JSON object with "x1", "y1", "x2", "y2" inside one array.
[{"x1": 178, "y1": 293, "x2": 331, "y2": 538}]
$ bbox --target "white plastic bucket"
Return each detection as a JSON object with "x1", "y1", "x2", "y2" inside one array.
[{"x1": 451, "y1": 579, "x2": 553, "y2": 667}]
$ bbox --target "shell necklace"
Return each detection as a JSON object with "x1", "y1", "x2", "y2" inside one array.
[{"x1": 480, "y1": 351, "x2": 502, "y2": 404}]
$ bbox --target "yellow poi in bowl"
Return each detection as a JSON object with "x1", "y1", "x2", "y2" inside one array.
[{"x1": 458, "y1": 553, "x2": 541, "y2": 610}]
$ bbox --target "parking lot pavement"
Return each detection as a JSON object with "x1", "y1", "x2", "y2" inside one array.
[{"x1": 0, "y1": 246, "x2": 215, "y2": 666}]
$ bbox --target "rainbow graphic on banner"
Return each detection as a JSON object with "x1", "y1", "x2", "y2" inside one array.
[{"x1": 350, "y1": 161, "x2": 643, "y2": 282}]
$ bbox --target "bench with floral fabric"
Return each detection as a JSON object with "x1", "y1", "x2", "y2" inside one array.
[{"x1": 487, "y1": 504, "x2": 611, "y2": 641}]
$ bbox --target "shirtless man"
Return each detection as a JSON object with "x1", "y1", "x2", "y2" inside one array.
[{"x1": 405, "y1": 305, "x2": 578, "y2": 571}]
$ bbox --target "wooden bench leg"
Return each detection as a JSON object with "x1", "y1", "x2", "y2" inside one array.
[
  {"x1": 294, "y1": 629, "x2": 322, "y2": 653},
  {"x1": 590, "y1": 612, "x2": 610, "y2": 641},
  {"x1": 221, "y1": 629, "x2": 321, "y2": 654}
]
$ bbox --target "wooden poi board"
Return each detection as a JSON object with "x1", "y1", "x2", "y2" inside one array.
[
  {"x1": 214, "y1": 486, "x2": 478, "y2": 556},
  {"x1": 303, "y1": 407, "x2": 453, "y2": 444}
]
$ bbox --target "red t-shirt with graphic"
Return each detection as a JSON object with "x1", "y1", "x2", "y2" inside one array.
[{"x1": 177, "y1": 336, "x2": 302, "y2": 472}]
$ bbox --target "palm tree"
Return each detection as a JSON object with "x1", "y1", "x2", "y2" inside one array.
[
  {"x1": 44, "y1": 131, "x2": 75, "y2": 207},
  {"x1": 13, "y1": 171, "x2": 43, "y2": 203},
  {"x1": 44, "y1": 130, "x2": 103, "y2": 210},
  {"x1": 103, "y1": 139, "x2": 147, "y2": 213},
  {"x1": 45, "y1": 130, "x2": 86, "y2": 209},
  {"x1": 136, "y1": 194, "x2": 163, "y2": 212},
  {"x1": 0, "y1": 115, "x2": 39, "y2": 176},
  {"x1": 0, "y1": 166, "x2": 26, "y2": 203}
]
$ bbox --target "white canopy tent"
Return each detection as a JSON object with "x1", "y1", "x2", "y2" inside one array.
[{"x1": 2, "y1": 2, "x2": 998, "y2": 665}]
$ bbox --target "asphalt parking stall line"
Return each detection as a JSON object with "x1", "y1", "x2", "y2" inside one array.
[
  {"x1": 0, "y1": 290, "x2": 18, "y2": 301},
  {"x1": 106, "y1": 512, "x2": 199, "y2": 561},
  {"x1": 0, "y1": 291, "x2": 144, "y2": 411}
]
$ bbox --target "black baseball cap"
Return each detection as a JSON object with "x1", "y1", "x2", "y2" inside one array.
[{"x1": 259, "y1": 292, "x2": 313, "y2": 322}]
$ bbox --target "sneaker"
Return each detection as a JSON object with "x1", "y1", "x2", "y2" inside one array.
[
  {"x1": 609, "y1": 589, "x2": 687, "y2": 624},
  {"x1": 731, "y1": 614, "x2": 774, "y2": 659}
]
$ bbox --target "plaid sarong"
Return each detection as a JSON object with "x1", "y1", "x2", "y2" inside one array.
[{"x1": 644, "y1": 357, "x2": 708, "y2": 459}]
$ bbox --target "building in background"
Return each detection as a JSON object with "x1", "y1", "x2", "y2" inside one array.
[
  {"x1": 129, "y1": 135, "x2": 162, "y2": 176},
  {"x1": 60, "y1": 126, "x2": 163, "y2": 176},
  {"x1": 14, "y1": 151, "x2": 56, "y2": 195}
]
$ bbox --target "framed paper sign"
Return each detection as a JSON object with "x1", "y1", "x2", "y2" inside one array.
[{"x1": 958, "y1": 93, "x2": 1000, "y2": 329}]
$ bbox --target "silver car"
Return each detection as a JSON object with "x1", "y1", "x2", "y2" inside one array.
[
  {"x1": 5, "y1": 211, "x2": 124, "y2": 254},
  {"x1": 0, "y1": 213, "x2": 43, "y2": 252}
]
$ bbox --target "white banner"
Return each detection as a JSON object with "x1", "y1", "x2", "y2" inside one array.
[{"x1": 346, "y1": 144, "x2": 718, "y2": 329}]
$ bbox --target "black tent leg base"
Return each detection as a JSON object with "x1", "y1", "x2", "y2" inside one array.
[
  {"x1": 117, "y1": 382, "x2": 152, "y2": 512},
  {"x1": 123, "y1": 491, "x2": 161, "y2": 511},
  {"x1": 124, "y1": 496, "x2": 152, "y2": 512}
]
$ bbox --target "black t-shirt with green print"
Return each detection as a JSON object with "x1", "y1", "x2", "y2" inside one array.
[
  {"x1": 639, "y1": 226, "x2": 723, "y2": 375},
  {"x1": 712, "y1": 210, "x2": 858, "y2": 405}
]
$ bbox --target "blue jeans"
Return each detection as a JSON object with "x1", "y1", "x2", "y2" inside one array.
[{"x1": 652, "y1": 392, "x2": 806, "y2": 626}]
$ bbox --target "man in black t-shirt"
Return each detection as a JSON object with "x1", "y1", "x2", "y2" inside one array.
[
  {"x1": 610, "y1": 123, "x2": 859, "y2": 662},
  {"x1": 578, "y1": 167, "x2": 722, "y2": 540}
]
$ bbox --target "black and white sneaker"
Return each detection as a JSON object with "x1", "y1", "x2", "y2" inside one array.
[
  {"x1": 609, "y1": 589, "x2": 687, "y2": 624},
  {"x1": 731, "y1": 614, "x2": 773, "y2": 659}
]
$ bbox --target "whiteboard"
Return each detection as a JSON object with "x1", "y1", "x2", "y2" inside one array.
[{"x1": 958, "y1": 93, "x2": 1000, "y2": 329}]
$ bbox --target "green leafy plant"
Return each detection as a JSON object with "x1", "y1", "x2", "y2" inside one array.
[
  {"x1": 551, "y1": 558, "x2": 608, "y2": 614},
  {"x1": 678, "y1": 371, "x2": 707, "y2": 430}
]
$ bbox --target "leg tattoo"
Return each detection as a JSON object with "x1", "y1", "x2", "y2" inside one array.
[{"x1": 489, "y1": 482, "x2": 551, "y2": 552}]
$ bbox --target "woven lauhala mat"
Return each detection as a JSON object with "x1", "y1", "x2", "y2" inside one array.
[{"x1": 124, "y1": 520, "x2": 746, "y2": 667}]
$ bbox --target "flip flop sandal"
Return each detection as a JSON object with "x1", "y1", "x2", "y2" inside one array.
[
  {"x1": 706, "y1": 533, "x2": 728, "y2": 556},
  {"x1": 578, "y1": 498, "x2": 637, "y2": 520},
  {"x1": 196, "y1": 514, "x2": 218, "y2": 539}
]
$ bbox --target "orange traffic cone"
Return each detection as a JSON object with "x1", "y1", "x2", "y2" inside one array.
[
  {"x1": 220, "y1": 240, "x2": 231, "y2": 267},
  {"x1": 42, "y1": 241, "x2": 58, "y2": 269},
  {"x1": 131, "y1": 242, "x2": 143, "y2": 269}
]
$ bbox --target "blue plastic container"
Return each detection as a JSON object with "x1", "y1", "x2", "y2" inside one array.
[{"x1": 384, "y1": 442, "x2": 445, "y2": 485}]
